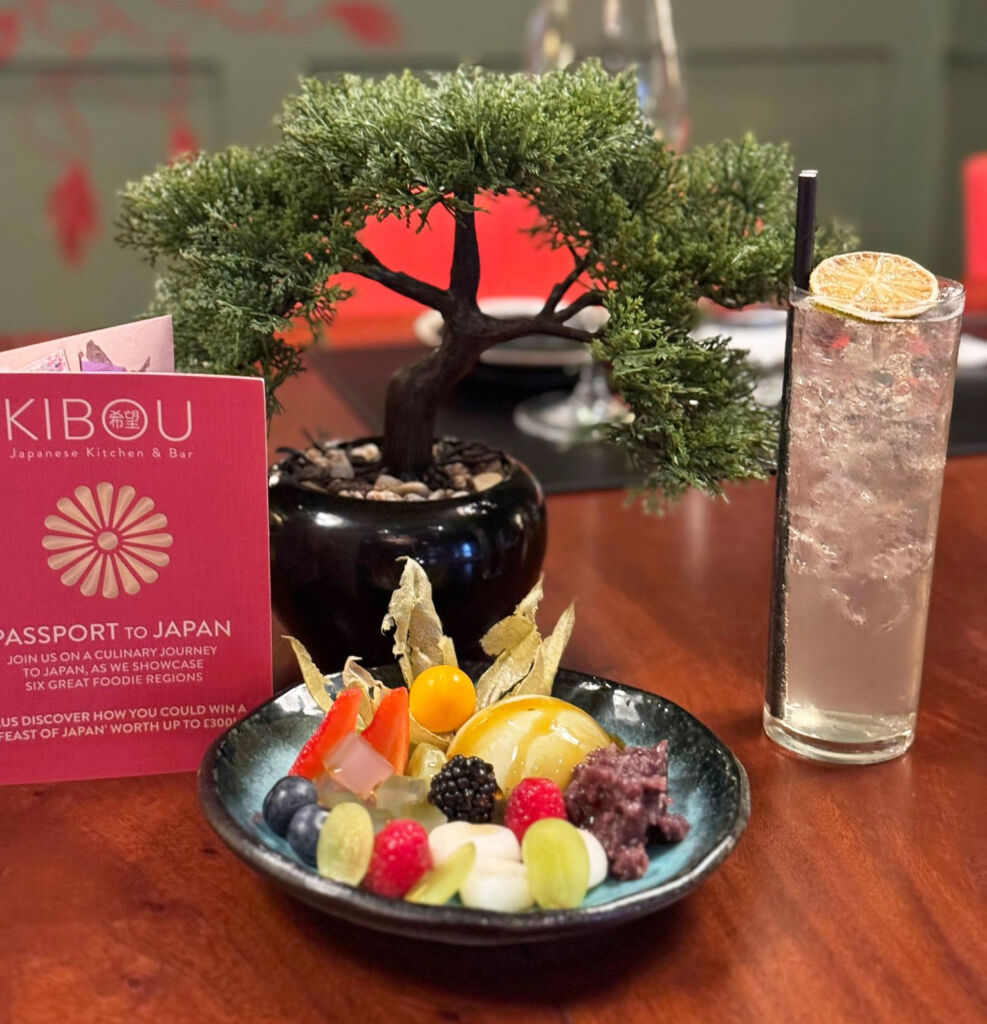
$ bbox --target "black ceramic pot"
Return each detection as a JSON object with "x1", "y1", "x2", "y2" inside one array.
[{"x1": 268, "y1": 443, "x2": 548, "y2": 675}]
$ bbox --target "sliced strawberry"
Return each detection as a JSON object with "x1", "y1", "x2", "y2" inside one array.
[
  {"x1": 289, "y1": 686, "x2": 361, "y2": 779},
  {"x1": 361, "y1": 687, "x2": 410, "y2": 775}
]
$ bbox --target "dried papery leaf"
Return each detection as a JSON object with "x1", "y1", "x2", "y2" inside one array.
[
  {"x1": 381, "y1": 558, "x2": 458, "y2": 685},
  {"x1": 514, "y1": 576, "x2": 545, "y2": 621},
  {"x1": 341, "y1": 655, "x2": 381, "y2": 692},
  {"x1": 409, "y1": 716, "x2": 454, "y2": 752},
  {"x1": 474, "y1": 628, "x2": 542, "y2": 709},
  {"x1": 480, "y1": 577, "x2": 543, "y2": 656},
  {"x1": 474, "y1": 578, "x2": 547, "y2": 707},
  {"x1": 284, "y1": 635, "x2": 333, "y2": 711},
  {"x1": 437, "y1": 634, "x2": 457, "y2": 668},
  {"x1": 341, "y1": 655, "x2": 391, "y2": 727},
  {"x1": 480, "y1": 615, "x2": 535, "y2": 658},
  {"x1": 514, "y1": 604, "x2": 575, "y2": 698}
]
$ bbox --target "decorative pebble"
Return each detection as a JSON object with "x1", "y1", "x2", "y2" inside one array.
[
  {"x1": 288, "y1": 443, "x2": 514, "y2": 504},
  {"x1": 398, "y1": 481, "x2": 430, "y2": 497},
  {"x1": 472, "y1": 472, "x2": 504, "y2": 492},
  {"x1": 349, "y1": 443, "x2": 380, "y2": 463},
  {"x1": 324, "y1": 449, "x2": 355, "y2": 479}
]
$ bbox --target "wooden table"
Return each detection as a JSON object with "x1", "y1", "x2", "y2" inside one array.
[{"x1": 1, "y1": 361, "x2": 985, "y2": 1024}]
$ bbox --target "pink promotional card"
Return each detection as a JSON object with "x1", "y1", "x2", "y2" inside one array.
[
  {"x1": 0, "y1": 316, "x2": 175, "y2": 373},
  {"x1": 0, "y1": 372, "x2": 273, "y2": 785}
]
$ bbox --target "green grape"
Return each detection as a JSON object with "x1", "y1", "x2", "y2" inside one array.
[
  {"x1": 405, "y1": 841, "x2": 477, "y2": 906},
  {"x1": 316, "y1": 802, "x2": 374, "y2": 885},
  {"x1": 522, "y1": 818, "x2": 590, "y2": 910}
]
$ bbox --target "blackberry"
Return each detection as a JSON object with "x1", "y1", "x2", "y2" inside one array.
[{"x1": 428, "y1": 755, "x2": 499, "y2": 823}]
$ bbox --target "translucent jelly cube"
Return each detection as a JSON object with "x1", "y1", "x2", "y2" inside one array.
[
  {"x1": 373, "y1": 774, "x2": 428, "y2": 813},
  {"x1": 401, "y1": 800, "x2": 448, "y2": 833},
  {"x1": 324, "y1": 732, "x2": 394, "y2": 799},
  {"x1": 315, "y1": 778, "x2": 363, "y2": 808}
]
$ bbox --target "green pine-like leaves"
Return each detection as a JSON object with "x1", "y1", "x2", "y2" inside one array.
[{"x1": 117, "y1": 62, "x2": 854, "y2": 501}]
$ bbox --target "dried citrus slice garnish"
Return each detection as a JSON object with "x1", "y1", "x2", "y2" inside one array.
[{"x1": 808, "y1": 251, "x2": 939, "y2": 319}]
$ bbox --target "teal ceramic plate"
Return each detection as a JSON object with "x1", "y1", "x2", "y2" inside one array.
[{"x1": 198, "y1": 666, "x2": 750, "y2": 945}]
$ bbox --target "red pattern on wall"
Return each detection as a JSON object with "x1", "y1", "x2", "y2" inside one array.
[
  {"x1": 0, "y1": 9, "x2": 21, "y2": 62},
  {"x1": 46, "y1": 159, "x2": 99, "y2": 264},
  {"x1": 167, "y1": 117, "x2": 200, "y2": 161},
  {"x1": 9, "y1": 0, "x2": 403, "y2": 266},
  {"x1": 328, "y1": 2, "x2": 400, "y2": 47}
]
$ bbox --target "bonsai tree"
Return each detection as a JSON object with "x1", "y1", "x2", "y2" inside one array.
[{"x1": 118, "y1": 62, "x2": 850, "y2": 504}]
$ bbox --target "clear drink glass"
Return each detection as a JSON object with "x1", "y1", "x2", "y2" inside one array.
[{"x1": 764, "y1": 278, "x2": 965, "y2": 764}]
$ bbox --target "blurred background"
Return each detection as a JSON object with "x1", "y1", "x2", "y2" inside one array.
[{"x1": 0, "y1": 0, "x2": 985, "y2": 340}]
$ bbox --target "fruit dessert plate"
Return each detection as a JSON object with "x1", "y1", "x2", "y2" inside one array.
[{"x1": 198, "y1": 662, "x2": 750, "y2": 945}]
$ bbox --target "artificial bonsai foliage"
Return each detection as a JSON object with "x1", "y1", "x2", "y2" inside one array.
[{"x1": 118, "y1": 62, "x2": 851, "y2": 505}]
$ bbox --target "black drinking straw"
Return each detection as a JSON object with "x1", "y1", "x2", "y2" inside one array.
[{"x1": 766, "y1": 170, "x2": 817, "y2": 717}]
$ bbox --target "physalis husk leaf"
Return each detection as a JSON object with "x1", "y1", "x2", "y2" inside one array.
[
  {"x1": 381, "y1": 558, "x2": 458, "y2": 685},
  {"x1": 284, "y1": 635, "x2": 333, "y2": 712},
  {"x1": 480, "y1": 576, "x2": 543, "y2": 657},
  {"x1": 514, "y1": 603, "x2": 575, "y2": 698}
]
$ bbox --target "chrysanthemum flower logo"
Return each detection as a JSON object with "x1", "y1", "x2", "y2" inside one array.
[{"x1": 42, "y1": 483, "x2": 173, "y2": 598}]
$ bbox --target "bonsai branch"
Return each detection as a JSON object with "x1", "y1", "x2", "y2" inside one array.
[
  {"x1": 471, "y1": 315, "x2": 600, "y2": 347},
  {"x1": 353, "y1": 246, "x2": 454, "y2": 314},
  {"x1": 540, "y1": 249, "x2": 590, "y2": 315},
  {"x1": 553, "y1": 289, "x2": 606, "y2": 322}
]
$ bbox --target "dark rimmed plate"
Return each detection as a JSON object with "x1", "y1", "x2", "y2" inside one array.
[{"x1": 197, "y1": 666, "x2": 750, "y2": 945}]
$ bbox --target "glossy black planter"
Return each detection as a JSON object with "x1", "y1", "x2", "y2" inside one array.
[{"x1": 268, "y1": 445, "x2": 548, "y2": 675}]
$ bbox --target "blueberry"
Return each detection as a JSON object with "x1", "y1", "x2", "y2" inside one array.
[
  {"x1": 286, "y1": 803, "x2": 329, "y2": 866},
  {"x1": 262, "y1": 776, "x2": 317, "y2": 836}
]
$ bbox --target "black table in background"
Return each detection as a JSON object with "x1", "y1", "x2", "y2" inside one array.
[
  {"x1": 950, "y1": 365, "x2": 987, "y2": 454},
  {"x1": 308, "y1": 344, "x2": 987, "y2": 494},
  {"x1": 308, "y1": 345, "x2": 636, "y2": 493}
]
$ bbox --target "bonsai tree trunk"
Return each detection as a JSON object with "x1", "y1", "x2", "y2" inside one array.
[
  {"x1": 380, "y1": 307, "x2": 602, "y2": 478},
  {"x1": 382, "y1": 330, "x2": 487, "y2": 476},
  {"x1": 377, "y1": 199, "x2": 604, "y2": 478}
]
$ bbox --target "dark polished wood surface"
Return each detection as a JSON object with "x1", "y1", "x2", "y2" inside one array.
[{"x1": 1, "y1": 359, "x2": 985, "y2": 1024}]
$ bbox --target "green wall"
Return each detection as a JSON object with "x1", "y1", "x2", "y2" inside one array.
[{"x1": 0, "y1": 0, "x2": 983, "y2": 335}]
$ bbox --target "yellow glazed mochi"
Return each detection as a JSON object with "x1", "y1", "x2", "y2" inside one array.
[{"x1": 447, "y1": 695, "x2": 611, "y2": 795}]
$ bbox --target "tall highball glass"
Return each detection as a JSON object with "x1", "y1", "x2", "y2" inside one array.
[{"x1": 764, "y1": 278, "x2": 965, "y2": 764}]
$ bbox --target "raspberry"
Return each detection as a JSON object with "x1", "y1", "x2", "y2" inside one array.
[
  {"x1": 364, "y1": 819, "x2": 433, "y2": 899},
  {"x1": 505, "y1": 777, "x2": 567, "y2": 841}
]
